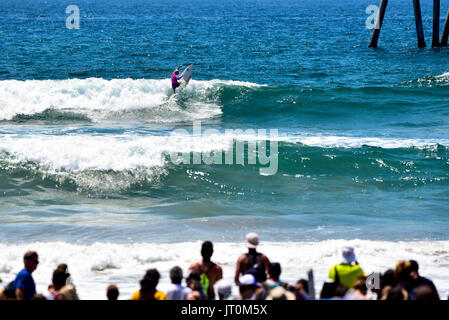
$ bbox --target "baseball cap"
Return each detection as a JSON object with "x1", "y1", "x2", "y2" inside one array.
[{"x1": 239, "y1": 274, "x2": 260, "y2": 287}]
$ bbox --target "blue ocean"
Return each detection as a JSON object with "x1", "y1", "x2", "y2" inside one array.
[{"x1": 0, "y1": 0, "x2": 448, "y2": 299}]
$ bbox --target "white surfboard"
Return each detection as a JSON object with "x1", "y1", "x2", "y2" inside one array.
[{"x1": 180, "y1": 64, "x2": 193, "y2": 84}]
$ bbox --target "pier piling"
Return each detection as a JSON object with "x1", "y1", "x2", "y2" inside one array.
[
  {"x1": 441, "y1": 8, "x2": 449, "y2": 46},
  {"x1": 369, "y1": 0, "x2": 389, "y2": 48},
  {"x1": 432, "y1": 0, "x2": 440, "y2": 47},
  {"x1": 413, "y1": 0, "x2": 426, "y2": 48}
]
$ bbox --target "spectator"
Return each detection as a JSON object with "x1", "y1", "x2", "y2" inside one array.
[
  {"x1": 235, "y1": 232, "x2": 270, "y2": 285},
  {"x1": 294, "y1": 279, "x2": 311, "y2": 300},
  {"x1": 328, "y1": 246, "x2": 365, "y2": 289},
  {"x1": 260, "y1": 262, "x2": 293, "y2": 299},
  {"x1": 186, "y1": 271, "x2": 206, "y2": 300},
  {"x1": 344, "y1": 276, "x2": 371, "y2": 300},
  {"x1": 130, "y1": 269, "x2": 167, "y2": 300},
  {"x1": 46, "y1": 268, "x2": 71, "y2": 300},
  {"x1": 377, "y1": 269, "x2": 396, "y2": 300},
  {"x1": 407, "y1": 260, "x2": 439, "y2": 300},
  {"x1": 107, "y1": 284, "x2": 119, "y2": 301},
  {"x1": 237, "y1": 274, "x2": 260, "y2": 300},
  {"x1": 188, "y1": 241, "x2": 223, "y2": 299},
  {"x1": 216, "y1": 281, "x2": 232, "y2": 300},
  {"x1": 266, "y1": 286, "x2": 296, "y2": 300},
  {"x1": 319, "y1": 281, "x2": 348, "y2": 300},
  {"x1": 11, "y1": 251, "x2": 39, "y2": 300},
  {"x1": 382, "y1": 285, "x2": 408, "y2": 300},
  {"x1": 412, "y1": 285, "x2": 439, "y2": 301},
  {"x1": 166, "y1": 266, "x2": 192, "y2": 300},
  {"x1": 54, "y1": 285, "x2": 79, "y2": 300}
]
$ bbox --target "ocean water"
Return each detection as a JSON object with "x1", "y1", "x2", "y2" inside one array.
[{"x1": 0, "y1": 0, "x2": 448, "y2": 299}]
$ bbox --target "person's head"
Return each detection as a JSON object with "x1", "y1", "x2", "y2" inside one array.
[
  {"x1": 217, "y1": 282, "x2": 232, "y2": 300},
  {"x1": 52, "y1": 268, "x2": 70, "y2": 290},
  {"x1": 201, "y1": 241, "x2": 213, "y2": 261},
  {"x1": 31, "y1": 294, "x2": 47, "y2": 300},
  {"x1": 174, "y1": 69, "x2": 179, "y2": 75},
  {"x1": 23, "y1": 251, "x2": 39, "y2": 273},
  {"x1": 296, "y1": 279, "x2": 309, "y2": 294},
  {"x1": 57, "y1": 264, "x2": 68, "y2": 273},
  {"x1": 413, "y1": 285, "x2": 439, "y2": 301},
  {"x1": 409, "y1": 260, "x2": 419, "y2": 280},
  {"x1": 239, "y1": 274, "x2": 259, "y2": 299},
  {"x1": 320, "y1": 283, "x2": 347, "y2": 299},
  {"x1": 106, "y1": 284, "x2": 119, "y2": 301},
  {"x1": 186, "y1": 271, "x2": 202, "y2": 292},
  {"x1": 353, "y1": 276, "x2": 368, "y2": 296},
  {"x1": 245, "y1": 232, "x2": 259, "y2": 251},
  {"x1": 169, "y1": 266, "x2": 183, "y2": 285},
  {"x1": 395, "y1": 260, "x2": 412, "y2": 285},
  {"x1": 342, "y1": 246, "x2": 356, "y2": 264},
  {"x1": 294, "y1": 279, "x2": 309, "y2": 299},
  {"x1": 381, "y1": 269, "x2": 397, "y2": 288},
  {"x1": 266, "y1": 286, "x2": 296, "y2": 300},
  {"x1": 268, "y1": 262, "x2": 281, "y2": 281},
  {"x1": 140, "y1": 269, "x2": 160, "y2": 293}
]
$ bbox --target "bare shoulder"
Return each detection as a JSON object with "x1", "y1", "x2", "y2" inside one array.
[
  {"x1": 261, "y1": 253, "x2": 270, "y2": 263},
  {"x1": 188, "y1": 262, "x2": 200, "y2": 271},
  {"x1": 237, "y1": 253, "x2": 248, "y2": 263}
]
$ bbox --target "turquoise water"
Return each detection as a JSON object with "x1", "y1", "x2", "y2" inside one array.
[{"x1": 0, "y1": 0, "x2": 448, "y2": 244}]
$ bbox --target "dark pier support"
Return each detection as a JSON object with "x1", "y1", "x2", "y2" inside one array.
[
  {"x1": 441, "y1": 8, "x2": 449, "y2": 46},
  {"x1": 369, "y1": 0, "x2": 389, "y2": 48},
  {"x1": 432, "y1": 0, "x2": 440, "y2": 47},
  {"x1": 413, "y1": 0, "x2": 426, "y2": 47}
]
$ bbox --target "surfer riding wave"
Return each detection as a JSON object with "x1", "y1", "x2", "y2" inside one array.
[{"x1": 171, "y1": 65, "x2": 184, "y2": 93}]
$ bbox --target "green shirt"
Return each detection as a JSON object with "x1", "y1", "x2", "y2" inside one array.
[{"x1": 328, "y1": 263, "x2": 365, "y2": 289}]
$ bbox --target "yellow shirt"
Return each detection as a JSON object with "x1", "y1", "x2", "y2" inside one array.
[
  {"x1": 328, "y1": 263, "x2": 365, "y2": 289},
  {"x1": 130, "y1": 290, "x2": 168, "y2": 300}
]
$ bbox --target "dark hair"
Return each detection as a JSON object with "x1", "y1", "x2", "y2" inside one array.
[
  {"x1": 186, "y1": 270, "x2": 201, "y2": 282},
  {"x1": 413, "y1": 285, "x2": 439, "y2": 301},
  {"x1": 386, "y1": 285, "x2": 407, "y2": 300},
  {"x1": 201, "y1": 241, "x2": 213, "y2": 260},
  {"x1": 409, "y1": 260, "x2": 419, "y2": 272},
  {"x1": 52, "y1": 268, "x2": 70, "y2": 286},
  {"x1": 170, "y1": 266, "x2": 183, "y2": 284},
  {"x1": 382, "y1": 269, "x2": 397, "y2": 288},
  {"x1": 297, "y1": 279, "x2": 309, "y2": 294},
  {"x1": 24, "y1": 251, "x2": 38, "y2": 261},
  {"x1": 268, "y1": 263, "x2": 281, "y2": 280},
  {"x1": 107, "y1": 285, "x2": 119, "y2": 300},
  {"x1": 186, "y1": 271, "x2": 203, "y2": 292},
  {"x1": 353, "y1": 276, "x2": 368, "y2": 294},
  {"x1": 57, "y1": 264, "x2": 68, "y2": 273},
  {"x1": 140, "y1": 269, "x2": 160, "y2": 291}
]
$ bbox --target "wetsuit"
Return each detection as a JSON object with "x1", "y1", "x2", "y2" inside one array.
[{"x1": 171, "y1": 65, "x2": 183, "y2": 89}]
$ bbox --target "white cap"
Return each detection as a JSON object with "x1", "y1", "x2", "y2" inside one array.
[
  {"x1": 239, "y1": 274, "x2": 260, "y2": 287},
  {"x1": 342, "y1": 246, "x2": 356, "y2": 263},
  {"x1": 245, "y1": 232, "x2": 259, "y2": 249}
]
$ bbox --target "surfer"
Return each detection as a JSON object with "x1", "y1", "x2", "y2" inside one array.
[{"x1": 171, "y1": 65, "x2": 184, "y2": 93}]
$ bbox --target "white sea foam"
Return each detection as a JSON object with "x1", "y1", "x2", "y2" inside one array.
[
  {"x1": 0, "y1": 78, "x2": 264, "y2": 122},
  {"x1": 0, "y1": 134, "x2": 233, "y2": 172},
  {"x1": 0, "y1": 240, "x2": 447, "y2": 300},
  {"x1": 282, "y1": 135, "x2": 449, "y2": 149}
]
